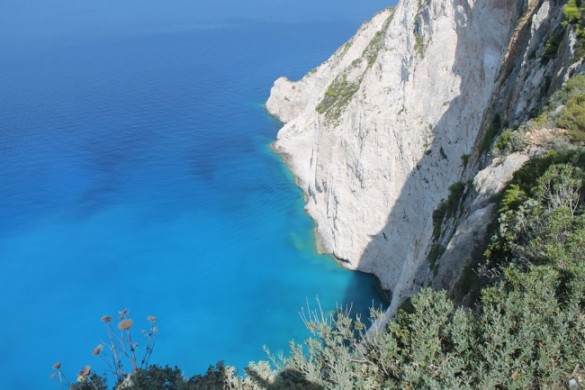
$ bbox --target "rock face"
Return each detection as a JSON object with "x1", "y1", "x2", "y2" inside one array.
[{"x1": 267, "y1": 0, "x2": 575, "y2": 312}]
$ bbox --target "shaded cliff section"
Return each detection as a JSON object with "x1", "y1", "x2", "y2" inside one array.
[{"x1": 428, "y1": 0, "x2": 584, "y2": 308}]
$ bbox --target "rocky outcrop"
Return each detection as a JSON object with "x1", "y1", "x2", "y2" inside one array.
[
  {"x1": 267, "y1": 0, "x2": 576, "y2": 313},
  {"x1": 429, "y1": 152, "x2": 528, "y2": 303}
]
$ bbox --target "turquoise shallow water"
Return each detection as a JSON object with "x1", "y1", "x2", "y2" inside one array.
[{"x1": 0, "y1": 2, "x2": 391, "y2": 388}]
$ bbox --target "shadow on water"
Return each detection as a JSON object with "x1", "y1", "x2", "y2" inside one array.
[
  {"x1": 338, "y1": 0, "x2": 524, "y2": 312},
  {"x1": 338, "y1": 268, "x2": 390, "y2": 321}
]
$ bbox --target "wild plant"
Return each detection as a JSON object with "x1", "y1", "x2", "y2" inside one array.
[{"x1": 51, "y1": 308, "x2": 158, "y2": 389}]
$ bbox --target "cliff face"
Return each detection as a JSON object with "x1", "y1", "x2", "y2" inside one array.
[{"x1": 267, "y1": 0, "x2": 577, "y2": 312}]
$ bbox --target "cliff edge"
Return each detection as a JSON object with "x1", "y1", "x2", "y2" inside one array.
[{"x1": 267, "y1": 0, "x2": 579, "y2": 313}]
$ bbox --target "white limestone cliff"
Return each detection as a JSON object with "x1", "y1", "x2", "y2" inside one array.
[{"x1": 267, "y1": 0, "x2": 575, "y2": 312}]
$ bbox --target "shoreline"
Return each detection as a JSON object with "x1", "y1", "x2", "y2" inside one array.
[{"x1": 268, "y1": 129, "x2": 391, "y2": 307}]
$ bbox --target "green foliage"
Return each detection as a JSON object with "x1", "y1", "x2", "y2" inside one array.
[
  {"x1": 274, "y1": 268, "x2": 585, "y2": 389},
  {"x1": 188, "y1": 362, "x2": 233, "y2": 389},
  {"x1": 315, "y1": 74, "x2": 361, "y2": 123},
  {"x1": 314, "y1": 9, "x2": 395, "y2": 125},
  {"x1": 364, "y1": 30, "x2": 384, "y2": 65},
  {"x1": 428, "y1": 243, "x2": 446, "y2": 267},
  {"x1": 494, "y1": 128, "x2": 528, "y2": 154},
  {"x1": 485, "y1": 153, "x2": 585, "y2": 271},
  {"x1": 71, "y1": 374, "x2": 108, "y2": 390},
  {"x1": 64, "y1": 360, "x2": 325, "y2": 389},
  {"x1": 475, "y1": 265, "x2": 585, "y2": 388},
  {"x1": 564, "y1": 0, "x2": 583, "y2": 24},
  {"x1": 52, "y1": 311, "x2": 159, "y2": 390},
  {"x1": 414, "y1": 32, "x2": 425, "y2": 57},
  {"x1": 563, "y1": 0, "x2": 585, "y2": 60},
  {"x1": 340, "y1": 41, "x2": 352, "y2": 57},
  {"x1": 497, "y1": 149, "x2": 585, "y2": 202},
  {"x1": 362, "y1": 12, "x2": 394, "y2": 66},
  {"x1": 414, "y1": 1, "x2": 428, "y2": 57},
  {"x1": 122, "y1": 366, "x2": 188, "y2": 390},
  {"x1": 558, "y1": 93, "x2": 585, "y2": 141},
  {"x1": 457, "y1": 262, "x2": 477, "y2": 295},
  {"x1": 480, "y1": 114, "x2": 501, "y2": 153},
  {"x1": 550, "y1": 73, "x2": 585, "y2": 109},
  {"x1": 461, "y1": 154, "x2": 470, "y2": 168},
  {"x1": 500, "y1": 183, "x2": 527, "y2": 213},
  {"x1": 521, "y1": 73, "x2": 585, "y2": 145},
  {"x1": 542, "y1": 30, "x2": 564, "y2": 62},
  {"x1": 432, "y1": 181, "x2": 467, "y2": 241}
]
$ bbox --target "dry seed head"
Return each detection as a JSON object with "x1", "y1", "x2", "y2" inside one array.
[
  {"x1": 118, "y1": 319, "x2": 133, "y2": 330},
  {"x1": 52, "y1": 362, "x2": 61, "y2": 370},
  {"x1": 92, "y1": 344, "x2": 103, "y2": 356},
  {"x1": 101, "y1": 315, "x2": 112, "y2": 323},
  {"x1": 78, "y1": 365, "x2": 91, "y2": 377},
  {"x1": 147, "y1": 315, "x2": 157, "y2": 323}
]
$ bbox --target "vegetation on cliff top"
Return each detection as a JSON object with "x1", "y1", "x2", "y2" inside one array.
[
  {"x1": 564, "y1": 0, "x2": 585, "y2": 60},
  {"x1": 532, "y1": 74, "x2": 585, "y2": 142}
]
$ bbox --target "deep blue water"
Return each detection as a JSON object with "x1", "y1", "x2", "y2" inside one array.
[{"x1": 0, "y1": 1, "x2": 391, "y2": 388}]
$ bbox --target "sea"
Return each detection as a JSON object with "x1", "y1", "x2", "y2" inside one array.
[{"x1": 0, "y1": 1, "x2": 392, "y2": 387}]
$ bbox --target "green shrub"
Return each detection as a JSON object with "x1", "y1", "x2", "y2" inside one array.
[
  {"x1": 479, "y1": 114, "x2": 501, "y2": 153},
  {"x1": 564, "y1": 0, "x2": 582, "y2": 24},
  {"x1": 458, "y1": 262, "x2": 477, "y2": 295},
  {"x1": 558, "y1": 94, "x2": 585, "y2": 141},
  {"x1": 563, "y1": 0, "x2": 585, "y2": 61},
  {"x1": 432, "y1": 182, "x2": 467, "y2": 240},
  {"x1": 500, "y1": 183, "x2": 527, "y2": 213},
  {"x1": 414, "y1": 32, "x2": 425, "y2": 57},
  {"x1": 122, "y1": 365, "x2": 188, "y2": 390},
  {"x1": 542, "y1": 31, "x2": 564, "y2": 62},
  {"x1": 315, "y1": 74, "x2": 361, "y2": 123},
  {"x1": 486, "y1": 156, "x2": 585, "y2": 271},
  {"x1": 461, "y1": 154, "x2": 470, "y2": 168},
  {"x1": 274, "y1": 266, "x2": 585, "y2": 389},
  {"x1": 362, "y1": 11, "x2": 394, "y2": 66},
  {"x1": 428, "y1": 243, "x2": 446, "y2": 267},
  {"x1": 526, "y1": 74, "x2": 585, "y2": 144},
  {"x1": 494, "y1": 128, "x2": 528, "y2": 154},
  {"x1": 549, "y1": 73, "x2": 585, "y2": 110}
]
